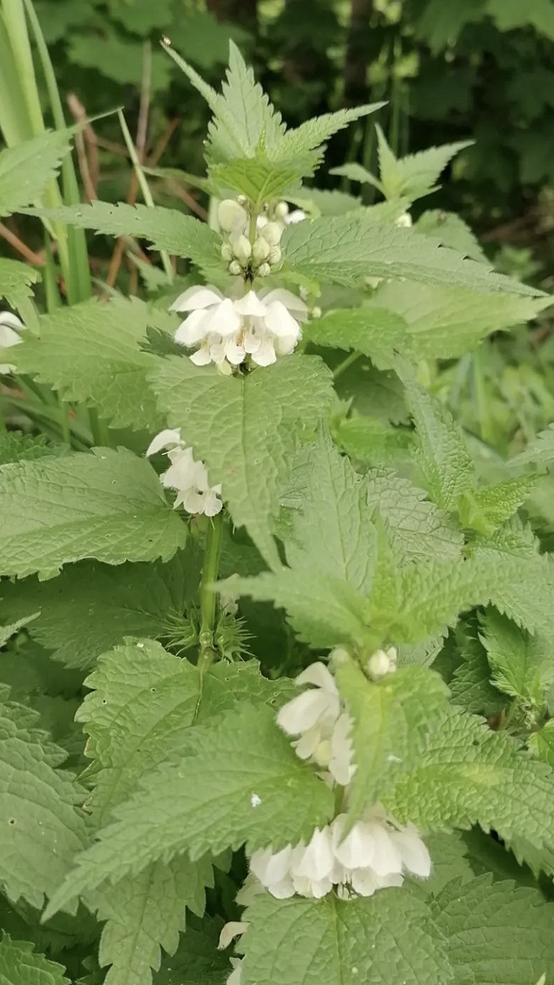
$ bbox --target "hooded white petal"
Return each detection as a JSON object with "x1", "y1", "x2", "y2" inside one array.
[
  {"x1": 226, "y1": 958, "x2": 243, "y2": 985},
  {"x1": 146, "y1": 430, "x2": 222, "y2": 516},
  {"x1": 145, "y1": 428, "x2": 182, "y2": 456},
  {"x1": 392, "y1": 825, "x2": 432, "y2": 878},
  {"x1": 296, "y1": 661, "x2": 337, "y2": 694},
  {"x1": 218, "y1": 922, "x2": 249, "y2": 950},
  {"x1": 277, "y1": 688, "x2": 338, "y2": 736},
  {"x1": 170, "y1": 285, "x2": 224, "y2": 311}
]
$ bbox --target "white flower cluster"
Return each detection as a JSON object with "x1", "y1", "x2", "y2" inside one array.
[
  {"x1": 146, "y1": 428, "x2": 222, "y2": 516},
  {"x1": 171, "y1": 285, "x2": 307, "y2": 370},
  {"x1": 0, "y1": 311, "x2": 25, "y2": 374},
  {"x1": 217, "y1": 198, "x2": 306, "y2": 280}
]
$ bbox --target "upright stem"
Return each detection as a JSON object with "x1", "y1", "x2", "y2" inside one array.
[
  {"x1": 198, "y1": 511, "x2": 224, "y2": 668},
  {"x1": 333, "y1": 350, "x2": 361, "y2": 380}
]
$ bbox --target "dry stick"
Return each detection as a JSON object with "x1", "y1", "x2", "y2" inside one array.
[
  {"x1": 0, "y1": 221, "x2": 45, "y2": 265},
  {"x1": 167, "y1": 178, "x2": 208, "y2": 221},
  {"x1": 67, "y1": 93, "x2": 99, "y2": 200}
]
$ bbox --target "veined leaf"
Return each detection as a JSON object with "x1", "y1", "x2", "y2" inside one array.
[
  {"x1": 335, "y1": 416, "x2": 414, "y2": 467},
  {"x1": 479, "y1": 608, "x2": 548, "y2": 703},
  {"x1": 306, "y1": 306, "x2": 409, "y2": 368},
  {"x1": 0, "y1": 130, "x2": 73, "y2": 217},
  {"x1": 510, "y1": 422, "x2": 554, "y2": 467},
  {"x1": 153, "y1": 917, "x2": 228, "y2": 985},
  {"x1": 0, "y1": 935, "x2": 70, "y2": 985},
  {"x1": 0, "y1": 258, "x2": 39, "y2": 309},
  {"x1": 13, "y1": 296, "x2": 169, "y2": 431},
  {"x1": 283, "y1": 215, "x2": 543, "y2": 296},
  {"x1": 0, "y1": 448, "x2": 187, "y2": 579},
  {"x1": 151, "y1": 355, "x2": 333, "y2": 568},
  {"x1": 376, "y1": 124, "x2": 473, "y2": 201},
  {"x1": 44, "y1": 704, "x2": 334, "y2": 917},
  {"x1": 241, "y1": 891, "x2": 452, "y2": 985},
  {"x1": 415, "y1": 210, "x2": 487, "y2": 262}
]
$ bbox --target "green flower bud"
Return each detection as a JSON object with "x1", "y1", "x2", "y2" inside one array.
[
  {"x1": 218, "y1": 199, "x2": 248, "y2": 233},
  {"x1": 260, "y1": 221, "x2": 283, "y2": 246}
]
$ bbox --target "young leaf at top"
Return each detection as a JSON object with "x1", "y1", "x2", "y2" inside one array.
[
  {"x1": 151, "y1": 354, "x2": 333, "y2": 569},
  {"x1": 375, "y1": 123, "x2": 473, "y2": 202},
  {"x1": 0, "y1": 448, "x2": 187, "y2": 579}
]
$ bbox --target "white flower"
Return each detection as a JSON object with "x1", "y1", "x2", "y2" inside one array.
[
  {"x1": 286, "y1": 208, "x2": 306, "y2": 224},
  {"x1": 396, "y1": 211, "x2": 412, "y2": 228},
  {"x1": 0, "y1": 312, "x2": 25, "y2": 374},
  {"x1": 171, "y1": 285, "x2": 307, "y2": 370},
  {"x1": 218, "y1": 922, "x2": 249, "y2": 950},
  {"x1": 277, "y1": 662, "x2": 340, "y2": 739},
  {"x1": 226, "y1": 958, "x2": 244, "y2": 985},
  {"x1": 367, "y1": 646, "x2": 398, "y2": 682},
  {"x1": 146, "y1": 428, "x2": 222, "y2": 516}
]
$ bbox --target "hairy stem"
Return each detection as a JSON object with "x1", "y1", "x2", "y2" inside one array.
[
  {"x1": 333, "y1": 350, "x2": 361, "y2": 380},
  {"x1": 198, "y1": 510, "x2": 224, "y2": 667}
]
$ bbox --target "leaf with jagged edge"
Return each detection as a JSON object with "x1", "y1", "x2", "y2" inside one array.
[
  {"x1": 283, "y1": 214, "x2": 543, "y2": 295},
  {"x1": 459, "y1": 474, "x2": 539, "y2": 535},
  {"x1": 365, "y1": 470, "x2": 463, "y2": 563},
  {"x1": 336, "y1": 660, "x2": 450, "y2": 815},
  {"x1": 383, "y1": 707, "x2": 554, "y2": 876},
  {"x1": 0, "y1": 935, "x2": 70, "y2": 985},
  {"x1": 209, "y1": 158, "x2": 301, "y2": 205},
  {"x1": 399, "y1": 364, "x2": 476, "y2": 513},
  {"x1": 0, "y1": 431, "x2": 66, "y2": 467},
  {"x1": 329, "y1": 161, "x2": 384, "y2": 192},
  {"x1": 13, "y1": 296, "x2": 169, "y2": 431},
  {"x1": 0, "y1": 549, "x2": 199, "y2": 671},
  {"x1": 415, "y1": 210, "x2": 487, "y2": 262},
  {"x1": 450, "y1": 636, "x2": 506, "y2": 716},
  {"x1": 0, "y1": 130, "x2": 73, "y2": 217},
  {"x1": 0, "y1": 449, "x2": 187, "y2": 579},
  {"x1": 153, "y1": 916, "x2": 228, "y2": 985},
  {"x1": 21, "y1": 203, "x2": 219, "y2": 269},
  {"x1": 0, "y1": 613, "x2": 39, "y2": 649},
  {"x1": 269, "y1": 103, "x2": 385, "y2": 177},
  {"x1": 529, "y1": 721, "x2": 554, "y2": 768},
  {"x1": 240, "y1": 891, "x2": 452, "y2": 985},
  {"x1": 43, "y1": 703, "x2": 334, "y2": 918},
  {"x1": 487, "y1": 0, "x2": 554, "y2": 41},
  {"x1": 335, "y1": 417, "x2": 414, "y2": 468},
  {"x1": 479, "y1": 607, "x2": 548, "y2": 703},
  {"x1": 510, "y1": 422, "x2": 554, "y2": 467},
  {"x1": 226, "y1": 569, "x2": 370, "y2": 649},
  {"x1": 151, "y1": 355, "x2": 333, "y2": 569},
  {"x1": 432, "y1": 875, "x2": 554, "y2": 985},
  {"x1": 305, "y1": 306, "x2": 409, "y2": 369},
  {"x1": 370, "y1": 280, "x2": 549, "y2": 359},
  {"x1": 282, "y1": 427, "x2": 377, "y2": 593},
  {"x1": 376, "y1": 123, "x2": 473, "y2": 201},
  {"x1": 0, "y1": 691, "x2": 86, "y2": 909},
  {"x1": 0, "y1": 259, "x2": 39, "y2": 309}
]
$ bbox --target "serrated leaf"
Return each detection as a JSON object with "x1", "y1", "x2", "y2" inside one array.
[
  {"x1": 241, "y1": 891, "x2": 452, "y2": 985},
  {"x1": 0, "y1": 258, "x2": 39, "y2": 309},
  {"x1": 283, "y1": 215, "x2": 543, "y2": 295},
  {"x1": 384, "y1": 708, "x2": 554, "y2": 871},
  {"x1": 480, "y1": 608, "x2": 548, "y2": 703},
  {"x1": 306, "y1": 306, "x2": 409, "y2": 368},
  {"x1": 376, "y1": 124, "x2": 473, "y2": 201},
  {"x1": 0, "y1": 448, "x2": 187, "y2": 579},
  {"x1": 0, "y1": 935, "x2": 70, "y2": 985},
  {"x1": 487, "y1": 0, "x2": 554, "y2": 41},
  {"x1": 153, "y1": 917, "x2": 228, "y2": 985},
  {"x1": 210, "y1": 157, "x2": 300, "y2": 205},
  {"x1": 227, "y1": 569, "x2": 369, "y2": 649},
  {"x1": 22, "y1": 203, "x2": 219, "y2": 270},
  {"x1": 292, "y1": 188, "x2": 362, "y2": 217},
  {"x1": 335, "y1": 416, "x2": 414, "y2": 467},
  {"x1": 0, "y1": 431, "x2": 66, "y2": 466},
  {"x1": 0, "y1": 550, "x2": 198, "y2": 671},
  {"x1": 269, "y1": 104, "x2": 384, "y2": 178},
  {"x1": 510, "y1": 422, "x2": 554, "y2": 467},
  {"x1": 450, "y1": 636, "x2": 506, "y2": 716},
  {"x1": 415, "y1": 210, "x2": 487, "y2": 262},
  {"x1": 0, "y1": 130, "x2": 73, "y2": 217},
  {"x1": 68, "y1": 36, "x2": 171, "y2": 91},
  {"x1": 459, "y1": 474, "x2": 538, "y2": 534},
  {"x1": 283, "y1": 427, "x2": 377, "y2": 593},
  {"x1": 151, "y1": 355, "x2": 333, "y2": 568},
  {"x1": 0, "y1": 613, "x2": 39, "y2": 649},
  {"x1": 432, "y1": 875, "x2": 554, "y2": 985},
  {"x1": 44, "y1": 703, "x2": 334, "y2": 916},
  {"x1": 337, "y1": 661, "x2": 450, "y2": 813},
  {"x1": 365, "y1": 470, "x2": 463, "y2": 562},
  {"x1": 400, "y1": 367, "x2": 476, "y2": 512},
  {"x1": 529, "y1": 720, "x2": 554, "y2": 767},
  {"x1": 370, "y1": 281, "x2": 548, "y2": 359},
  {"x1": 330, "y1": 161, "x2": 384, "y2": 192},
  {"x1": 0, "y1": 695, "x2": 86, "y2": 908},
  {"x1": 13, "y1": 297, "x2": 167, "y2": 431}
]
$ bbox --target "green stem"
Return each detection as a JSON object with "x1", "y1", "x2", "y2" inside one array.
[
  {"x1": 199, "y1": 511, "x2": 224, "y2": 647},
  {"x1": 88, "y1": 407, "x2": 109, "y2": 447},
  {"x1": 472, "y1": 344, "x2": 493, "y2": 445},
  {"x1": 333, "y1": 350, "x2": 361, "y2": 381}
]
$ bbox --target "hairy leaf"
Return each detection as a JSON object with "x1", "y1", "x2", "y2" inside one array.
[
  {"x1": 0, "y1": 130, "x2": 73, "y2": 217},
  {"x1": 376, "y1": 124, "x2": 473, "y2": 201},
  {"x1": 0, "y1": 935, "x2": 70, "y2": 985},
  {"x1": 0, "y1": 258, "x2": 39, "y2": 309},
  {"x1": 479, "y1": 608, "x2": 548, "y2": 702},
  {"x1": 306, "y1": 306, "x2": 409, "y2": 368}
]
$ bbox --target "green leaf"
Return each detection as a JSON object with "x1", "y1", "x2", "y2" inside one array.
[
  {"x1": 335, "y1": 417, "x2": 414, "y2": 467},
  {"x1": 91, "y1": 856, "x2": 213, "y2": 985},
  {"x1": 269, "y1": 104, "x2": 385, "y2": 178},
  {"x1": 370, "y1": 281, "x2": 548, "y2": 359},
  {"x1": 283, "y1": 215, "x2": 543, "y2": 296},
  {"x1": 529, "y1": 720, "x2": 554, "y2": 767},
  {"x1": 330, "y1": 161, "x2": 384, "y2": 192},
  {"x1": 68, "y1": 35, "x2": 172, "y2": 91},
  {"x1": 480, "y1": 608, "x2": 547, "y2": 703},
  {"x1": 22, "y1": 203, "x2": 219, "y2": 270},
  {"x1": 0, "y1": 258, "x2": 39, "y2": 309},
  {"x1": 0, "y1": 613, "x2": 39, "y2": 649},
  {"x1": 487, "y1": 0, "x2": 554, "y2": 41},
  {"x1": 337, "y1": 660, "x2": 450, "y2": 812},
  {"x1": 415, "y1": 210, "x2": 487, "y2": 262},
  {"x1": 210, "y1": 157, "x2": 301, "y2": 205},
  {"x1": 0, "y1": 695, "x2": 86, "y2": 908},
  {"x1": 0, "y1": 551, "x2": 197, "y2": 671},
  {"x1": 228, "y1": 569, "x2": 369, "y2": 649},
  {"x1": 151, "y1": 355, "x2": 333, "y2": 569},
  {"x1": 432, "y1": 875, "x2": 554, "y2": 985},
  {"x1": 283, "y1": 427, "x2": 377, "y2": 593},
  {"x1": 0, "y1": 431, "x2": 66, "y2": 466},
  {"x1": 459, "y1": 474, "x2": 538, "y2": 534},
  {"x1": 153, "y1": 917, "x2": 228, "y2": 985},
  {"x1": 0, "y1": 448, "x2": 187, "y2": 579},
  {"x1": 44, "y1": 704, "x2": 334, "y2": 916},
  {"x1": 510, "y1": 422, "x2": 554, "y2": 467},
  {"x1": 13, "y1": 297, "x2": 167, "y2": 431},
  {"x1": 384, "y1": 708, "x2": 554, "y2": 870},
  {"x1": 450, "y1": 636, "x2": 506, "y2": 716},
  {"x1": 376, "y1": 124, "x2": 473, "y2": 201},
  {"x1": 241, "y1": 891, "x2": 452, "y2": 985},
  {"x1": 365, "y1": 470, "x2": 463, "y2": 562},
  {"x1": 0, "y1": 131, "x2": 73, "y2": 217},
  {"x1": 306, "y1": 307, "x2": 409, "y2": 368},
  {"x1": 0, "y1": 935, "x2": 70, "y2": 985}
]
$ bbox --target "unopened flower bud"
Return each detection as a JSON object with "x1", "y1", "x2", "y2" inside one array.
[
  {"x1": 367, "y1": 646, "x2": 397, "y2": 681},
  {"x1": 260, "y1": 221, "x2": 283, "y2": 246},
  {"x1": 396, "y1": 211, "x2": 412, "y2": 228},
  {"x1": 268, "y1": 245, "x2": 282, "y2": 265},
  {"x1": 220, "y1": 242, "x2": 233, "y2": 262},
  {"x1": 237, "y1": 194, "x2": 247, "y2": 205},
  {"x1": 232, "y1": 234, "x2": 252, "y2": 264},
  {"x1": 257, "y1": 262, "x2": 271, "y2": 277},
  {"x1": 252, "y1": 237, "x2": 271, "y2": 263},
  {"x1": 311, "y1": 306, "x2": 322, "y2": 319},
  {"x1": 218, "y1": 199, "x2": 248, "y2": 234},
  {"x1": 229, "y1": 260, "x2": 242, "y2": 276},
  {"x1": 329, "y1": 646, "x2": 350, "y2": 669},
  {"x1": 275, "y1": 201, "x2": 289, "y2": 220}
]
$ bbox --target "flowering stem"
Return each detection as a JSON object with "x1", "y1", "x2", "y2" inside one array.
[
  {"x1": 198, "y1": 510, "x2": 224, "y2": 667},
  {"x1": 333, "y1": 350, "x2": 361, "y2": 380}
]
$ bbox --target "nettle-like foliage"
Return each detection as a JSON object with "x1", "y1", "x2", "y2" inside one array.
[{"x1": 2, "y1": 40, "x2": 554, "y2": 985}]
